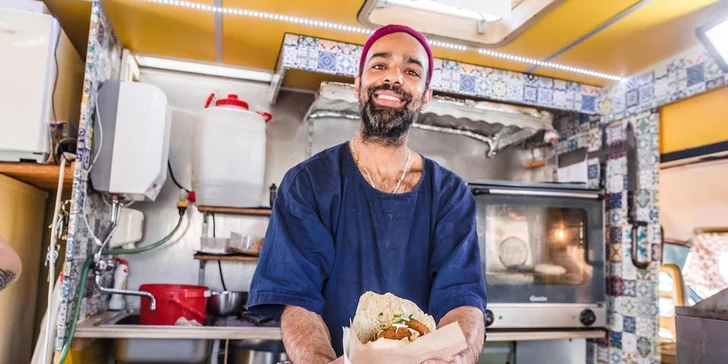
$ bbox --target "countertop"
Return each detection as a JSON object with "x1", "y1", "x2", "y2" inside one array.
[
  {"x1": 73, "y1": 311, "x2": 281, "y2": 340},
  {"x1": 74, "y1": 311, "x2": 606, "y2": 342}
]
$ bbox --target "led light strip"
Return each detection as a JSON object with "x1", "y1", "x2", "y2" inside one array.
[
  {"x1": 478, "y1": 49, "x2": 623, "y2": 81},
  {"x1": 137, "y1": 0, "x2": 622, "y2": 81}
]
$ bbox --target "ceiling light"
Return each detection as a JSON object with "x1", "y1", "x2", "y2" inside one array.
[
  {"x1": 135, "y1": 55, "x2": 274, "y2": 82},
  {"x1": 136, "y1": 0, "x2": 621, "y2": 81},
  {"x1": 381, "y1": 0, "x2": 501, "y2": 22},
  {"x1": 478, "y1": 49, "x2": 622, "y2": 81},
  {"x1": 696, "y1": 12, "x2": 728, "y2": 72}
]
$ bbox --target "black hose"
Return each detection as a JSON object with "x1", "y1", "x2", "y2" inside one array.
[
  {"x1": 211, "y1": 213, "x2": 228, "y2": 290},
  {"x1": 167, "y1": 160, "x2": 190, "y2": 192}
]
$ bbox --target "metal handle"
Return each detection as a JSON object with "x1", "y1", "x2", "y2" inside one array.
[
  {"x1": 171, "y1": 296, "x2": 208, "y2": 322},
  {"x1": 475, "y1": 188, "x2": 601, "y2": 199},
  {"x1": 631, "y1": 222, "x2": 650, "y2": 269}
]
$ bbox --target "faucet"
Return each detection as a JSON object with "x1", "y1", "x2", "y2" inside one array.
[
  {"x1": 92, "y1": 196, "x2": 157, "y2": 311},
  {"x1": 94, "y1": 270, "x2": 157, "y2": 310}
]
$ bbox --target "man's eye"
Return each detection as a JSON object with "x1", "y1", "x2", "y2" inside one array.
[
  {"x1": 372, "y1": 64, "x2": 386, "y2": 70},
  {"x1": 406, "y1": 70, "x2": 420, "y2": 77}
]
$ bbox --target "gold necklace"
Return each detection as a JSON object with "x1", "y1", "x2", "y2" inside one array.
[{"x1": 349, "y1": 139, "x2": 411, "y2": 194}]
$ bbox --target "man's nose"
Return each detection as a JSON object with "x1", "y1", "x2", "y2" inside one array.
[{"x1": 383, "y1": 66, "x2": 404, "y2": 86}]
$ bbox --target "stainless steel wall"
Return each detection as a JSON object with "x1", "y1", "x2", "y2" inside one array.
[{"x1": 120, "y1": 68, "x2": 551, "y2": 308}]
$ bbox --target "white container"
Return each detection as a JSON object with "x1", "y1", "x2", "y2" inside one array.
[
  {"x1": 192, "y1": 94, "x2": 272, "y2": 208},
  {"x1": 200, "y1": 237, "x2": 230, "y2": 254}
]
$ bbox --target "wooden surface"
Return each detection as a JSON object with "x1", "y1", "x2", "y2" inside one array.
[
  {"x1": 194, "y1": 254, "x2": 258, "y2": 262},
  {"x1": 0, "y1": 162, "x2": 74, "y2": 191},
  {"x1": 0, "y1": 175, "x2": 49, "y2": 364},
  {"x1": 196, "y1": 206, "x2": 272, "y2": 216}
]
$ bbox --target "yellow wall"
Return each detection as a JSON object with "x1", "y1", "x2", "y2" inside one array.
[{"x1": 660, "y1": 86, "x2": 728, "y2": 154}]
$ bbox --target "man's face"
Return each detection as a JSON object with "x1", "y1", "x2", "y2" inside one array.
[{"x1": 355, "y1": 32, "x2": 433, "y2": 145}]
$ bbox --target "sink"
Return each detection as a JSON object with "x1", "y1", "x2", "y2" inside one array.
[{"x1": 98, "y1": 311, "x2": 211, "y2": 364}]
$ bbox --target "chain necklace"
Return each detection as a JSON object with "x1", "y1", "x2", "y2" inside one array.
[{"x1": 349, "y1": 139, "x2": 411, "y2": 194}]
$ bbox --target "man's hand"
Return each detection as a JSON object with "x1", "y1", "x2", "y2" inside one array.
[
  {"x1": 281, "y1": 305, "x2": 338, "y2": 364},
  {"x1": 422, "y1": 306, "x2": 485, "y2": 364}
]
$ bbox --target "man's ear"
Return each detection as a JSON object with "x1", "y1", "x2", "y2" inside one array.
[
  {"x1": 420, "y1": 87, "x2": 434, "y2": 111},
  {"x1": 354, "y1": 76, "x2": 361, "y2": 97}
]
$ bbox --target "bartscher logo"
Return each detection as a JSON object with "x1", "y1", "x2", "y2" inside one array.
[{"x1": 529, "y1": 295, "x2": 548, "y2": 302}]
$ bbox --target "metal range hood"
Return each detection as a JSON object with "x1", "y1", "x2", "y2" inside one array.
[{"x1": 303, "y1": 82, "x2": 556, "y2": 159}]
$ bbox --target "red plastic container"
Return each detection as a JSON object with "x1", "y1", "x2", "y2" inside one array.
[{"x1": 139, "y1": 284, "x2": 209, "y2": 326}]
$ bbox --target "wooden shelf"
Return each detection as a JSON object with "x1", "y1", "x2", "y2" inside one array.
[
  {"x1": 523, "y1": 160, "x2": 547, "y2": 169},
  {"x1": 194, "y1": 253, "x2": 258, "y2": 262},
  {"x1": 196, "y1": 206, "x2": 272, "y2": 216},
  {"x1": 0, "y1": 162, "x2": 74, "y2": 191}
]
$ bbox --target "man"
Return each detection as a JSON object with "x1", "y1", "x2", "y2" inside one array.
[
  {"x1": 0, "y1": 236, "x2": 21, "y2": 292},
  {"x1": 248, "y1": 24, "x2": 487, "y2": 364}
]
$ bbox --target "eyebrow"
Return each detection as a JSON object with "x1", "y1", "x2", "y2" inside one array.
[{"x1": 369, "y1": 52, "x2": 425, "y2": 70}]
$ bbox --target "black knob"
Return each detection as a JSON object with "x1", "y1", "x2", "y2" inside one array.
[
  {"x1": 580, "y1": 309, "x2": 596, "y2": 326},
  {"x1": 484, "y1": 309, "x2": 494, "y2": 327}
]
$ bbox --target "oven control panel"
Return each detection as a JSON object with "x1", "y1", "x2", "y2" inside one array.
[{"x1": 484, "y1": 305, "x2": 606, "y2": 329}]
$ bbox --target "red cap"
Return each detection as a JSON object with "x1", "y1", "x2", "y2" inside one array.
[
  {"x1": 359, "y1": 24, "x2": 434, "y2": 84},
  {"x1": 214, "y1": 94, "x2": 249, "y2": 110}
]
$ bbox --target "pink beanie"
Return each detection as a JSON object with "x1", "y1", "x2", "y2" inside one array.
[{"x1": 359, "y1": 24, "x2": 434, "y2": 84}]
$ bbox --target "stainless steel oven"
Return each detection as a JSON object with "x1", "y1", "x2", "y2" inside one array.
[{"x1": 469, "y1": 181, "x2": 607, "y2": 329}]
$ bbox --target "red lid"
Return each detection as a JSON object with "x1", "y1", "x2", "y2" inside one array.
[
  {"x1": 215, "y1": 94, "x2": 249, "y2": 110},
  {"x1": 117, "y1": 258, "x2": 129, "y2": 265}
]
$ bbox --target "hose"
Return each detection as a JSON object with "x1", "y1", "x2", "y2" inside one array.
[
  {"x1": 57, "y1": 206, "x2": 186, "y2": 363},
  {"x1": 56, "y1": 257, "x2": 93, "y2": 364},
  {"x1": 101, "y1": 214, "x2": 184, "y2": 255}
]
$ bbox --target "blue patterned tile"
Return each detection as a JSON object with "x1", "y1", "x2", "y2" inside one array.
[
  {"x1": 317, "y1": 51, "x2": 336, "y2": 71},
  {"x1": 623, "y1": 279, "x2": 636, "y2": 297},
  {"x1": 626, "y1": 90, "x2": 639, "y2": 107},
  {"x1": 624, "y1": 316, "x2": 637, "y2": 333},
  {"x1": 538, "y1": 88, "x2": 553, "y2": 105},
  {"x1": 687, "y1": 63, "x2": 704, "y2": 86},
  {"x1": 637, "y1": 337, "x2": 651, "y2": 356},
  {"x1": 706, "y1": 76, "x2": 724, "y2": 89},
  {"x1": 588, "y1": 163, "x2": 599, "y2": 180},
  {"x1": 506, "y1": 84, "x2": 524, "y2": 102},
  {"x1": 582, "y1": 95, "x2": 597, "y2": 113},
  {"x1": 639, "y1": 84, "x2": 653, "y2": 104},
  {"x1": 524, "y1": 86, "x2": 537, "y2": 102},
  {"x1": 459, "y1": 74, "x2": 475, "y2": 93},
  {"x1": 610, "y1": 332, "x2": 623, "y2": 349}
]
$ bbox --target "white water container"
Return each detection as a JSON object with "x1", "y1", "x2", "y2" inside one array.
[{"x1": 192, "y1": 94, "x2": 272, "y2": 208}]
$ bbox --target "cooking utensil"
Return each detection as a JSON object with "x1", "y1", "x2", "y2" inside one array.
[
  {"x1": 207, "y1": 291, "x2": 248, "y2": 317},
  {"x1": 139, "y1": 284, "x2": 210, "y2": 326},
  {"x1": 625, "y1": 123, "x2": 650, "y2": 269},
  {"x1": 230, "y1": 340, "x2": 289, "y2": 364}
]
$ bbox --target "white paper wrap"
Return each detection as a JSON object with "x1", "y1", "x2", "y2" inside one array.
[{"x1": 343, "y1": 322, "x2": 468, "y2": 364}]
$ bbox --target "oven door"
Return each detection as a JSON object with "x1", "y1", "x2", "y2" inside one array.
[{"x1": 472, "y1": 186, "x2": 606, "y2": 306}]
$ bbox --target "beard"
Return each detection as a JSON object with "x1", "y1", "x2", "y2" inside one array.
[{"x1": 358, "y1": 83, "x2": 424, "y2": 146}]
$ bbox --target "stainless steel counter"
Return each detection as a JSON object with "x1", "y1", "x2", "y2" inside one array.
[
  {"x1": 73, "y1": 311, "x2": 281, "y2": 340},
  {"x1": 74, "y1": 311, "x2": 605, "y2": 342}
]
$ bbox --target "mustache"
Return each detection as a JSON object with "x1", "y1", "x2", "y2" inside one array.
[{"x1": 365, "y1": 84, "x2": 413, "y2": 104}]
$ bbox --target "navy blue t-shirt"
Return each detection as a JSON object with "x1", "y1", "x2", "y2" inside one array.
[{"x1": 248, "y1": 143, "x2": 487, "y2": 356}]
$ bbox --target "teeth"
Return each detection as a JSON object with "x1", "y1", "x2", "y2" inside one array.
[{"x1": 377, "y1": 95, "x2": 401, "y2": 102}]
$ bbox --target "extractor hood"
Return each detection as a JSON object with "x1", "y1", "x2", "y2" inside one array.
[{"x1": 303, "y1": 82, "x2": 556, "y2": 159}]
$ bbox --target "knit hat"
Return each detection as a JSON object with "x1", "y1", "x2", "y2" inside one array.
[{"x1": 359, "y1": 24, "x2": 434, "y2": 84}]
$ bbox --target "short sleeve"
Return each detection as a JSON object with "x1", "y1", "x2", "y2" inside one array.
[
  {"x1": 428, "y1": 179, "x2": 487, "y2": 323},
  {"x1": 247, "y1": 167, "x2": 335, "y2": 318}
]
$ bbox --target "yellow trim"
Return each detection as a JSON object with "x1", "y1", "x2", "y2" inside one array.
[{"x1": 660, "y1": 86, "x2": 728, "y2": 155}]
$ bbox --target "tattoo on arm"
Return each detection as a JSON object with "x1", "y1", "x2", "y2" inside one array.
[
  {"x1": 281, "y1": 305, "x2": 337, "y2": 364},
  {"x1": 438, "y1": 306, "x2": 485, "y2": 364},
  {"x1": 0, "y1": 268, "x2": 17, "y2": 292}
]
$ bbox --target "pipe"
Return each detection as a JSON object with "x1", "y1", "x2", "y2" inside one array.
[{"x1": 94, "y1": 273, "x2": 157, "y2": 310}]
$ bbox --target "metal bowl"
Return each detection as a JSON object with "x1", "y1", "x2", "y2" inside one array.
[{"x1": 207, "y1": 291, "x2": 248, "y2": 317}]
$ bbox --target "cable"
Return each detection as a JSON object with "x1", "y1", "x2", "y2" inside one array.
[
  {"x1": 211, "y1": 213, "x2": 228, "y2": 290},
  {"x1": 82, "y1": 98, "x2": 107, "y2": 246},
  {"x1": 167, "y1": 160, "x2": 190, "y2": 192},
  {"x1": 41, "y1": 156, "x2": 67, "y2": 363},
  {"x1": 48, "y1": 21, "x2": 62, "y2": 164}
]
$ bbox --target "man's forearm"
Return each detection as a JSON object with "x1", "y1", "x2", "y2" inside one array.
[
  {"x1": 281, "y1": 305, "x2": 337, "y2": 364},
  {"x1": 438, "y1": 306, "x2": 485, "y2": 364}
]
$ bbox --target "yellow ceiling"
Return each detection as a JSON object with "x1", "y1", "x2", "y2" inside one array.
[{"x1": 49, "y1": 0, "x2": 724, "y2": 87}]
